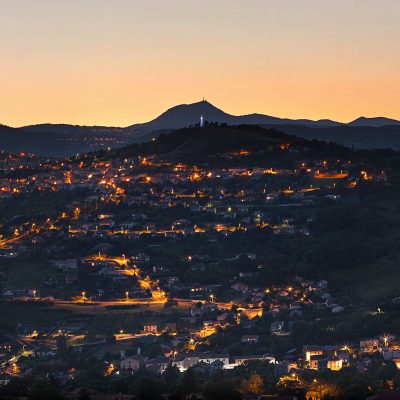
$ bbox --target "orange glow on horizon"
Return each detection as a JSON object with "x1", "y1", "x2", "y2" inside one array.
[{"x1": 0, "y1": 1, "x2": 399, "y2": 127}]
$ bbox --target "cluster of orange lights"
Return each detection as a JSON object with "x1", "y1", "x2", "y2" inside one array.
[
  {"x1": 190, "y1": 173, "x2": 201, "y2": 181},
  {"x1": 360, "y1": 170, "x2": 372, "y2": 180},
  {"x1": 315, "y1": 171, "x2": 349, "y2": 179},
  {"x1": 140, "y1": 157, "x2": 151, "y2": 166}
]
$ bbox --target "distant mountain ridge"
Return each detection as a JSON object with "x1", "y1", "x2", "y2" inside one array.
[
  {"x1": 1, "y1": 100, "x2": 400, "y2": 156},
  {"x1": 0, "y1": 124, "x2": 131, "y2": 158},
  {"x1": 127, "y1": 100, "x2": 400, "y2": 131},
  {"x1": 5, "y1": 100, "x2": 400, "y2": 134},
  {"x1": 22, "y1": 124, "x2": 125, "y2": 136},
  {"x1": 14, "y1": 100, "x2": 400, "y2": 134},
  {"x1": 347, "y1": 116, "x2": 400, "y2": 127},
  {"x1": 127, "y1": 100, "x2": 344, "y2": 131}
]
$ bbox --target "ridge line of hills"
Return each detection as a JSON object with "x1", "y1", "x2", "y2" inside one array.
[
  {"x1": 16, "y1": 100, "x2": 400, "y2": 131},
  {"x1": 1, "y1": 100, "x2": 400, "y2": 157}
]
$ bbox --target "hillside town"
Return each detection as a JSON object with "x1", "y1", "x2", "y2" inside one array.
[{"x1": 0, "y1": 130, "x2": 398, "y2": 399}]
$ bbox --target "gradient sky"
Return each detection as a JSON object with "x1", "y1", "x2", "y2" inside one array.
[{"x1": 1, "y1": 0, "x2": 399, "y2": 127}]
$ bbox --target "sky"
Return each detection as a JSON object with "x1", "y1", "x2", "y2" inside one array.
[{"x1": 0, "y1": 0, "x2": 399, "y2": 127}]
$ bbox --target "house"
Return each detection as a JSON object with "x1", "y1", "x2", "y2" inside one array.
[
  {"x1": 273, "y1": 361, "x2": 297, "y2": 377},
  {"x1": 309, "y1": 355, "x2": 328, "y2": 371},
  {"x1": 234, "y1": 354, "x2": 276, "y2": 366},
  {"x1": 304, "y1": 346, "x2": 324, "y2": 362},
  {"x1": 383, "y1": 349, "x2": 400, "y2": 361},
  {"x1": 191, "y1": 362, "x2": 210, "y2": 375},
  {"x1": 167, "y1": 276, "x2": 180, "y2": 285},
  {"x1": 316, "y1": 280, "x2": 328, "y2": 289},
  {"x1": 165, "y1": 322, "x2": 177, "y2": 332},
  {"x1": 190, "y1": 307, "x2": 204, "y2": 317},
  {"x1": 231, "y1": 282, "x2": 249, "y2": 293},
  {"x1": 241, "y1": 335, "x2": 259, "y2": 344},
  {"x1": 360, "y1": 339, "x2": 379, "y2": 353},
  {"x1": 327, "y1": 356, "x2": 343, "y2": 371},
  {"x1": 145, "y1": 356, "x2": 169, "y2": 374},
  {"x1": 119, "y1": 222, "x2": 135, "y2": 230},
  {"x1": 120, "y1": 356, "x2": 143, "y2": 371},
  {"x1": 172, "y1": 356, "x2": 199, "y2": 372},
  {"x1": 300, "y1": 280, "x2": 313, "y2": 288},
  {"x1": 190, "y1": 263, "x2": 206, "y2": 272},
  {"x1": 290, "y1": 308, "x2": 303, "y2": 318},
  {"x1": 273, "y1": 226, "x2": 295, "y2": 235},
  {"x1": 356, "y1": 357, "x2": 373, "y2": 372},
  {"x1": 337, "y1": 349, "x2": 351, "y2": 364},
  {"x1": 198, "y1": 353, "x2": 230, "y2": 368},
  {"x1": 271, "y1": 321, "x2": 284, "y2": 333},
  {"x1": 0, "y1": 374, "x2": 10, "y2": 386},
  {"x1": 210, "y1": 359, "x2": 224, "y2": 372},
  {"x1": 217, "y1": 313, "x2": 228, "y2": 322},
  {"x1": 34, "y1": 345, "x2": 55, "y2": 358},
  {"x1": 52, "y1": 259, "x2": 78, "y2": 270},
  {"x1": 144, "y1": 325, "x2": 158, "y2": 334},
  {"x1": 331, "y1": 305, "x2": 344, "y2": 313}
]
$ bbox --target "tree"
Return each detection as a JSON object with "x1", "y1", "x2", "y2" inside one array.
[
  {"x1": 239, "y1": 374, "x2": 264, "y2": 396},
  {"x1": 56, "y1": 334, "x2": 69, "y2": 359},
  {"x1": 163, "y1": 365, "x2": 180, "y2": 388},
  {"x1": 136, "y1": 376, "x2": 165, "y2": 400},
  {"x1": 341, "y1": 383, "x2": 369, "y2": 400},
  {"x1": 105, "y1": 334, "x2": 116, "y2": 344},
  {"x1": 148, "y1": 344, "x2": 162, "y2": 359},
  {"x1": 203, "y1": 380, "x2": 241, "y2": 400},
  {"x1": 276, "y1": 373, "x2": 306, "y2": 396},
  {"x1": 78, "y1": 389, "x2": 91, "y2": 400},
  {"x1": 305, "y1": 381, "x2": 340, "y2": 400},
  {"x1": 0, "y1": 376, "x2": 33, "y2": 398},
  {"x1": 27, "y1": 378, "x2": 66, "y2": 400},
  {"x1": 177, "y1": 368, "x2": 199, "y2": 399}
]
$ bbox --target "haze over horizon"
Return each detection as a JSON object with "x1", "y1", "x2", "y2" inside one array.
[{"x1": 1, "y1": 0, "x2": 399, "y2": 127}]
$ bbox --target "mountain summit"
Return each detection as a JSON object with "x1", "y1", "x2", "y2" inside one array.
[
  {"x1": 348, "y1": 116, "x2": 400, "y2": 127},
  {"x1": 129, "y1": 101, "x2": 232, "y2": 131},
  {"x1": 127, "y1": 100, "x2": 343, "y2": 132}
]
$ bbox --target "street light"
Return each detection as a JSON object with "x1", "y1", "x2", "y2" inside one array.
[{"x1": 383, "y1": 335, "x2": 389, "y2": 347}]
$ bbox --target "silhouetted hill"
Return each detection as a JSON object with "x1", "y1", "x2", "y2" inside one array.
[
  {"x1": 347, "y1": 116, "x2": 400, "y2": 127},
  {"x1": 264, "y1": 124, "x2": 400, "y2": 150},
  {"x1": 128, "y1": 100, "x2": 342, "y2": 132},
  {"x1": 129, "y1": 101, "x2": 234, "y2": 131},
  {"x1": 126, "y1": 101, "x2": 400, "y2": 150},
  {"x1": 2, "y1": 101, "x2": 400, "y2": 156},
  {"x1": 98, "y1": 125, "x2": 352, "y2": 165},
  {"x1": 128, "y1": 100, "x2": 400, "y2": 132}
]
